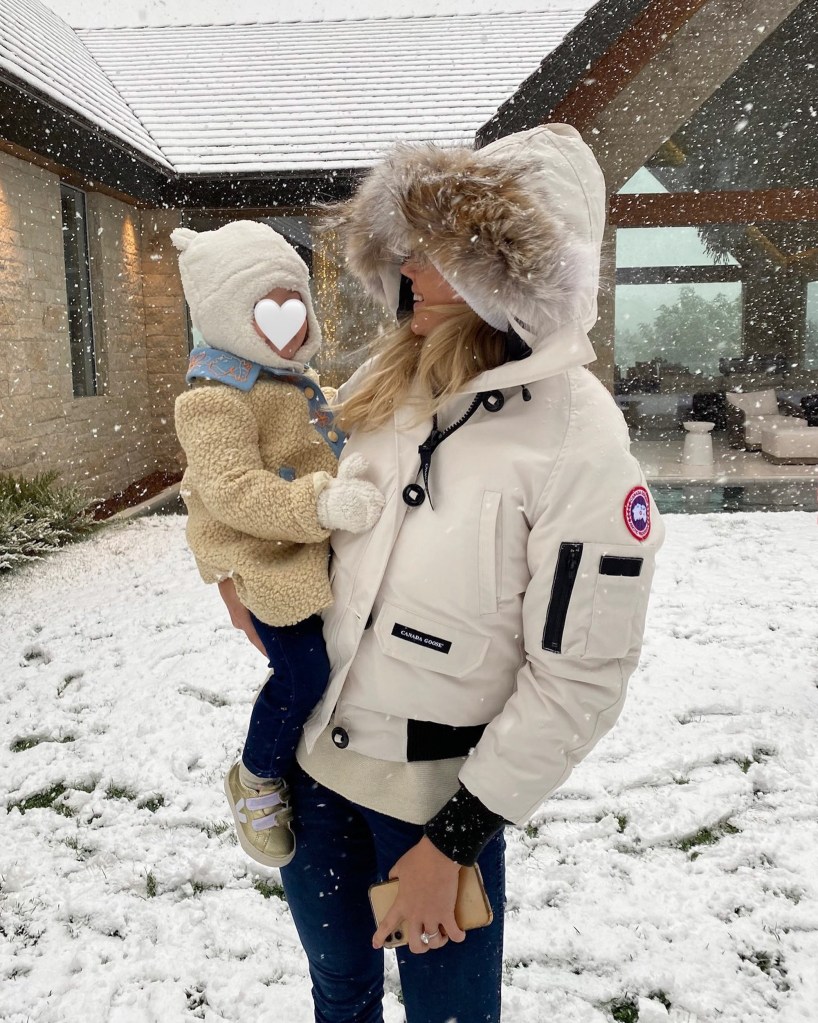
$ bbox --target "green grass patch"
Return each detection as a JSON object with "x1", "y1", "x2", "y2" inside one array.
[
  {"x1": 9, "y1": 735, "x2": 75, "y2": 752},
  {"x1": 717, "y1": 747, "x2": 776, "y2": 773},
  {"x1": 57, "y1": 671, "x2": 84, "y2": 697},
  {"x1": 678, "y1": 821, "x2": 740, "y2": 857},
  {"x1": 191, "y1": 880, "x2": 223, "y2": 895},
  {"x1": 607, "y1": 996, "x2": 639, "y2": 1022},
  {"x1": 146, "y1": 872, "x2": 158, "y2": 898},
  {"x1": 9, "y1": 737, "x2": 41, "y2": 752},
  {"x1": 64, "y1": 835, "x2": 95, "y2": 859},
  {"x1": 179, "y1": 686, "x2": 230, "y2": 707},
  {"x1": 72, "y1": 778, "x2": 98, "y2": 794},
  {"x1": 105, "y1": 783, "x2": 138, "y2": 801},
  {"x1": 8, "y1": 783, "x2": 73, "y2": 817},
  {"x1": 254, "y1": 878, "x2": 286, "y2": 900},
  {"x1": 524, "y1": 822, "x2": 539, "y2": 839},
  {"x1": 739, "y1": 950, "x2": 789, "y2": 991},
  {"x1": 203, "y1": 821, "x2": 231, "y2": 838},
  {"x1": 138, "y1": 795, "x2": 165, "y2": 813}
]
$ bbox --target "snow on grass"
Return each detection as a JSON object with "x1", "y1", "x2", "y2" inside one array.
[{"x1": 1, "y1": 512, "x2": 817, "y2": 1022}]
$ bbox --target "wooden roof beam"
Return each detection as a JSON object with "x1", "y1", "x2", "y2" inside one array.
[
  {"x1": 573, "y1": 0, "x2": 804, "y2": 192},
  {"x1": 610, "y1": 188, "x2": 818, "y2": 225}
]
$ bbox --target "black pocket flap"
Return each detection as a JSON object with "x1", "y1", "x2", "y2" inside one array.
[{"x1": 599, "y1": 555, "x2": 643, "y2": 577}]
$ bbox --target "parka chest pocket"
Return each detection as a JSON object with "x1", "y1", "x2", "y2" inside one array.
[
  {"x1": 375, "y1": 601, "x2": 490, "y2": 678},
  {"x1": 543, "y1": 543, "x2": 654, "y2": 660},
  {"x1": 477, "y1": 491, "x2": 502, "y2": 615}
]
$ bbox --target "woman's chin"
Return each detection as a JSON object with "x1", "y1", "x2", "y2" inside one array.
[{"x1": 410, "y1": 313, "x2": 432, "y2": 336}]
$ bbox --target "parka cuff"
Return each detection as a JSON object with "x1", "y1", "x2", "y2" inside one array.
[{"x1": 424, "y1": 784, "x2": 507, "y2": 866}]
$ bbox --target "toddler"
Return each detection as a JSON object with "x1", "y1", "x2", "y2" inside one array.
[{"x1": 172, "y1": 221, "x2": 383, "y2": 867}]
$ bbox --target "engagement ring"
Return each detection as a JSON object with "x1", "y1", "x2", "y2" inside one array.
[{"x1": 420, "y1": 929, "x2": 440, "y2": 945}]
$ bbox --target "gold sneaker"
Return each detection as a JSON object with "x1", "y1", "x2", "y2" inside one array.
[{"x1": 223, "y1": 762, "x2": 295, "y2": 868}]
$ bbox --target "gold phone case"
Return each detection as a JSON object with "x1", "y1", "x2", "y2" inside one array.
[{"x1": 368, "y1": 864, "x2": 493, "y2": 949}]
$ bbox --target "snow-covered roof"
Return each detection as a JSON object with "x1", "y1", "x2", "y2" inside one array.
[
  {"x1": 1, "y1": 1, "x2": 590, "y2": 176},
  {"x1": 0, "y1": 0, "x2": 171, "y2": 168},
  {"x1": 77, "y1": 12, "x2": 587, "y2": 174}
]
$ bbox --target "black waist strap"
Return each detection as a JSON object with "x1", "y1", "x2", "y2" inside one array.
[{"x1": 406, "y1": 719, "x2": 488, "y2": 761}]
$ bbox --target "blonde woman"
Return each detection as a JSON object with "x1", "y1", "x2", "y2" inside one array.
[{"x1": 222, "y1": 124, "x2": 664, "y2": 1023}]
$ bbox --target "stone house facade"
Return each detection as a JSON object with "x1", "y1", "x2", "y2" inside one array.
[{"x1": 0, "y1": 148, "x2": 185, "y2": 498}]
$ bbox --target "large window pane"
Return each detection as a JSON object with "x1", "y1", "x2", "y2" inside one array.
[
  {"x1": 617, "y1": 225, "x2": 739, "y2": 269},
  {"x1": 60, "y1": 184, "x2": 97, "y2": 397},
  {"x1": 616, "y1": 282, "x2": 743, "y2": 383}
]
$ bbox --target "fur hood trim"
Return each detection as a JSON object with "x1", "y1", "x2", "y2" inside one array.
[{"x1": 329, "y1": 124, "x2": 606, "y2": 344}]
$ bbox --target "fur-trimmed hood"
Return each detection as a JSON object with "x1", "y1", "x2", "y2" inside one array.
[{"x1": 330, "y1": 123, "x2": 606, "y2": 350}]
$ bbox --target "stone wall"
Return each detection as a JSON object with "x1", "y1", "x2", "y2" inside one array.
[
  {"x1": 139, "y1": 209, "x2": 188, "y2": 472},
  {"x1": 0, "y1": 148, "x2": 188, "y2": 499}
]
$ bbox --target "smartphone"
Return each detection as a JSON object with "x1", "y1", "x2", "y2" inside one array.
[{"x1": 368, "y1": 863, "x2": 493, "y2": 949}]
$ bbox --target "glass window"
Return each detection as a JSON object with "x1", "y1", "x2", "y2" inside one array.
[
  {"x1": 616, "y1": 281, "x2": 743, "y2": 382},
  {"x1": 617, "y1": 224, "x2": 739, "y2": 269},
  {"x1": 615, "y1": 224, "x2": 744, "y2": 400},
  {"x1": 60, "y1": 184, "x2": 97, "y2": 397}
]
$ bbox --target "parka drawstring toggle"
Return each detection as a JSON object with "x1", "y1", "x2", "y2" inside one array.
[{"x1": 402, "y1": 390, "x2": 506, "y2": 510}]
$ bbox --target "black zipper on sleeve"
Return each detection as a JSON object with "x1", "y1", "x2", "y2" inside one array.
[{"x1": 542, "y1": 542, "x2": 584, "y2": 653}]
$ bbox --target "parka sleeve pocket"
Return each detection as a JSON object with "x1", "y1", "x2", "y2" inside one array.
[{"x1": 544, "y1": 542, "x2": 655, "y2": 660}]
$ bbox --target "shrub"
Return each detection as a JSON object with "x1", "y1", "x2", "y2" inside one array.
[{"x1": 0, "y1": 472, "x2": 95, "y2": 572}]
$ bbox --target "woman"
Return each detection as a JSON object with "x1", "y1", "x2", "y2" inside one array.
[{"x1": 222, "y1": 124, "x2": 664, "y2": 1022}]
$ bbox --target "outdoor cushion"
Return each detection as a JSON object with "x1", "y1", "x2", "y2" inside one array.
[
  {"x1": 743, "y1": 414, "x2": 805, "y2": 449},
  {"x1": 761, "y1": 423, "x2": 818, "y2": 464},
  {"x1": 726, "y1": 389, "x2": 779, "y2": 416}
]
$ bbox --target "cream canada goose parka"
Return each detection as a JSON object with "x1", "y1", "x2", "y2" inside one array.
[{"x1": 303, "y1": 125, "x2": 665, "y2": 828}]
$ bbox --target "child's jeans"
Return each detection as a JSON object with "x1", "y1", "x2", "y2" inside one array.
[{"x1": 241, "y1": 612, "x2": 330, "y2": 780}]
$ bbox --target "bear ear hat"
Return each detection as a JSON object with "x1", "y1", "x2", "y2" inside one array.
[{"x1": 170, "y1": 227, "x2": 198, "y2": 251}]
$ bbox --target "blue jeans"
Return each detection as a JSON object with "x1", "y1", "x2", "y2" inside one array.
[
  {"x1": 241, "y1": 613, "x2": 330, "y2": 780},
  {"x1": 281, "y1": 765, "x2": 506, "y2": 1023}
]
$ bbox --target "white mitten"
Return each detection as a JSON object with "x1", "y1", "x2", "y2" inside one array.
[{"x1": 317, "y1": 454, "x2": 385, "y2": 533}]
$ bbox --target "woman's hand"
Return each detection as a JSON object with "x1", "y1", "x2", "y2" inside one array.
[
  {"x1": 372, "y1": 836, "x2": 466, "y2": 954},
  {"x1": 217, "y1": 578, "x2": 267, "y2": 657}
]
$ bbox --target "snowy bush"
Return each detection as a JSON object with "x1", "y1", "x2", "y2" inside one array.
[{"x1": 0, "y1": 472, "x2": 95, "y2": 572}]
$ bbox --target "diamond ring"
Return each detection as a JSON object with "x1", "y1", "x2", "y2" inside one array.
[{"x1": 420, "y1": 929, "x2": 441, "y2": 945}]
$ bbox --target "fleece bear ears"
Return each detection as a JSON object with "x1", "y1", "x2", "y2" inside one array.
[{"x1": 170, "y1": 227, "x2": 198, "y2": 252}]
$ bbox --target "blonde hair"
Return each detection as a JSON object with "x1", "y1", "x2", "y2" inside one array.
[{"x1": 336, "y1": 305, "x2": 508, "y2": 433}]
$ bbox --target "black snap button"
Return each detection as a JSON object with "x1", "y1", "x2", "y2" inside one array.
[
  {"x1": 482, "y1": 390, "x2": 504, "y2": 412},
  {"x1": 331, "y1": 727, "x2": 349, "y2": 749},
  {"x1": 402, "y1": 484, "x2": 425, "y2": 507},
  {"x1": 365, "y1": 613, "x2": 373, "y2": 630}
]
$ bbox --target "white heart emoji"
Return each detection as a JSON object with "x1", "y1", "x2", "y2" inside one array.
[{"x1": 253, "y1": 298, "x2": 307, "y2": 351}]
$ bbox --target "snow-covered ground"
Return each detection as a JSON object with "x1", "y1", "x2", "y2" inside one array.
[{"x1": 1, "y1": 512, "x2": 817, "y2": 1023}]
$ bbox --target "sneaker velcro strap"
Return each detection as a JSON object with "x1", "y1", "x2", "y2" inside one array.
[{"x1": 246, "y1": 792, "x2": 284, "y2": 811}]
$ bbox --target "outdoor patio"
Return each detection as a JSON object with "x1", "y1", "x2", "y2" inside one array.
[{"x1": 633, "y1": 433, "x2": 818, "y2": 512}]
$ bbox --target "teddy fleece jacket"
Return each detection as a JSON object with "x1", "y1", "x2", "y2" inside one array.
[{"x1": 175, "y1": 375, "x2": 338, "y2": 627}]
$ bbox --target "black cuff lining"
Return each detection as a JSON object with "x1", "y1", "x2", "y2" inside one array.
[{"x1": 424, "y1": 784, "x2": 507, "y2": 866}]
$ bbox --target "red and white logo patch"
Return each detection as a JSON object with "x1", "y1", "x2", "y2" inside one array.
[{"x1": 623, "y1": 486, "x2": 651, "y2": 542}]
